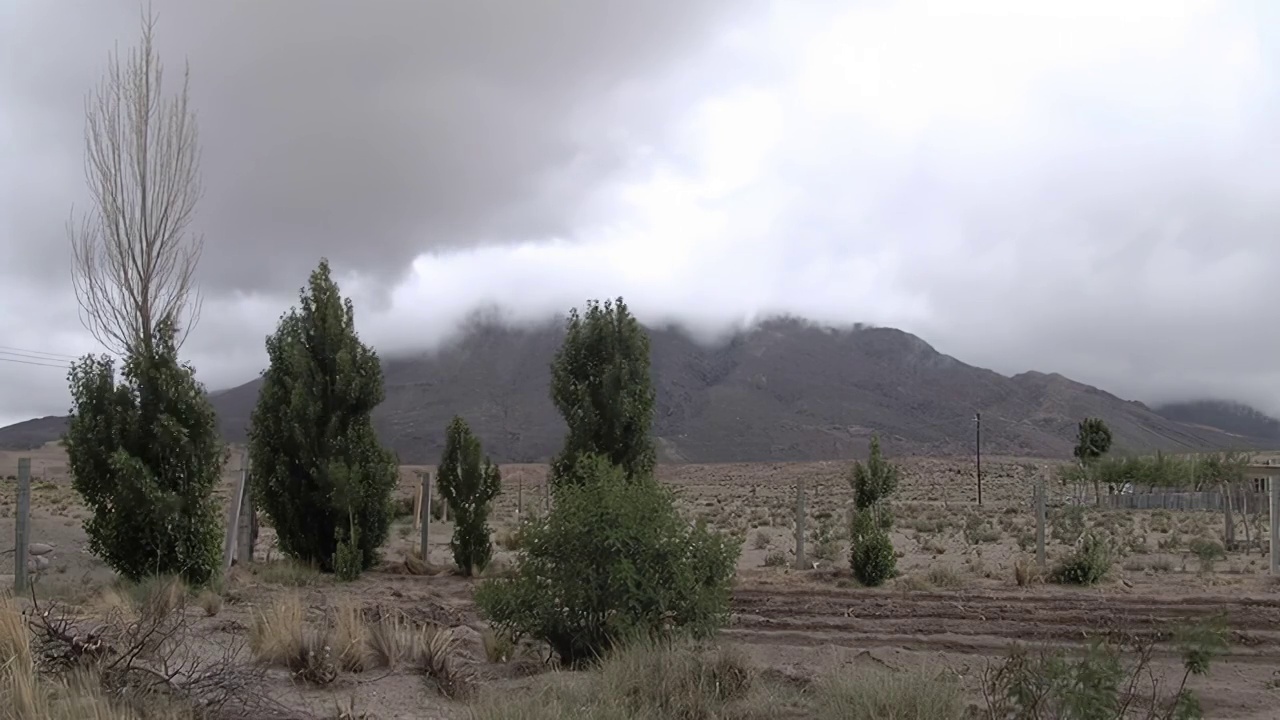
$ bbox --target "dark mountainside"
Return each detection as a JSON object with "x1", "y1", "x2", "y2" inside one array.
[
  {"x1": 0, "y1": 319, "x2": 1271, "y2": 462},
  {"x1": 1153, "y1": 400, "x2": 1280, "y2": 442}
]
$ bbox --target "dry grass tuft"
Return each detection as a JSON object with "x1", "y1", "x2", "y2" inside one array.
[
  {"x1": 333, "y1": 598, "x2": 369, "y2": 673},
  {"x1": 414, "y1": 624, "x2": 471, "y2": 699},
  {"x1": 249, "y1": 593, "x2": 306, "y2": 666},
  {"x1": 598, "y1": 640, "x2": 756, "y2": 719},
  {"x1": 481, "y1": 627, "x2": 515, "y2": 663},
  {"x1": 367, "y1": 610, "x2": 413, "y2": 668},
  {"x1": 1014, "y1": 556, "x2": 1042, "y2": 587},
  {"x1": 812, "y1": 665, "x2": 965, "y2": 719},
  {"x1": 926, "y1": 564, "x2": 966, "y2": 589},
  {"x1": 196, "y1": 589, "x2": 223, "y2": 617}
]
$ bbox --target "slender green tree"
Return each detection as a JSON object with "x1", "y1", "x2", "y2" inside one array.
[
  {"x1": 548, "y1": 297, "x2": 655, "y2": 486},
  {"x1": 248, "y1": 259, "x2": 397, "y2": 574},
  {"x1": 1073, "y1": 418, "x2": 1113, "y2": 465},
  {"x1": 65, "y1": 320, "x2": 223, "y2": 585},
  {"x1": 1074, "y1": 417, "x2": 1114, "y2": 505},
  {"x1": 848, "y1": 435, "x2": 899, "y2": 527},
  {"x1": 847, "y1": 435, "x2": 900, "y2": 586},
  {"x1": 437, "y1": 416, "x2": 502, "y2": 576}
]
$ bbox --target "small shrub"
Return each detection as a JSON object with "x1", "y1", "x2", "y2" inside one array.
[
  {"x1": 1150, "y1": 556, "x2": 1175, "y2": 573},
  {"x1": 982, "y1": 616, "x2": 1228, "y2": 720},
  {"x1": 196, "y1": 588, "x2": 223, "y2": 617},
  {"x1": 926, "y1": 565, "x2": 965, "y2": 589},
  {"x1": 474, "y1": 454, "x2": 739, "y2": 667},
  {"x1": 763, "y1": 550, "x2": 787, "y2": 567},
  {"x1": 1189, "y1": 537, "x2": 1225, "y2": 573},
  {"x1": 963, "y1": 514, "x2": 1001, "y2": 545},
  {"x1": 814, "y1": 539, "x2": 841, "y2": 563},
  {"x1": 1014, "y1": 557, "x2": 1041, "y2": 587},
  {"x1": 752, "y1": 530, "x2": 771, "y2": 550},
  {"x1": 495, "y1": 528, "x2": 521, "y2": 551},
  {"x1": 333, "y1": 522, "x2": 363, "y2": 582},
  {"x1": 850, "y1": 508, "x2": 895, "y2": 587},
  {"x1": 1050, "y1": 533, "x2": 1113, "y2": 586},
  {"x1": 1050, "y1": 505, "x2": 1087, "y2": 546}
]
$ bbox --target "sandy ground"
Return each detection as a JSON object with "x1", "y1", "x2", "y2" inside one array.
[{"x1": 2, "y1": 446, "x2": 1279, "y2": 718}]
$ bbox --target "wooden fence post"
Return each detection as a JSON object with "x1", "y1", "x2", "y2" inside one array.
[
  {"x1": 793, "y1": 477, "x2": 807, "y2": 570},
  {"x1": 517, "y1": 472, "x2": 523, "y2": 523},
  {"x1": 235, "y1": 456, "x2": 255, "y2": 565},
  {"x1": 1036, "y1": 472, "x2": 1047, "y2": 570},
  {"x1": 1223, "y1": 486, "x2": 1236, "y2": 550},
  {"x1": 1270, "y1": 476, "x2": 1279, "y2": 577},
  {"x1": 14, "y1": 458, "x2": 31, "y2": 594},
  {"x1": 222, "y1": 457, "x2": 247, "y2": 573},
  {"x1": 420, "y1": 471, "x2": 432, "y2": 560}
]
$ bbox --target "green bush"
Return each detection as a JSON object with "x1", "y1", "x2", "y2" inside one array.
[
  {"x1": 64, "y1": 321, "x2": 223, "y2": 585},
  {"x1": 437, "y1": 416, "x2": 502, "y2": 576},
  {"x1": 474, "y1": 454, "x2": 740, "y2": 667},
  {"x1": 1050, "y1": 532, "x2": 1113, "y2": 585},
  {"x1": 849, "y1": 508, "x2": 895, "y2": 587},
  {"x1": 247, "y1": 259, "x2": 397, "y2": 575},
  {"x1": 548, "y1": 298, "x2": 656, "y2": 486}
]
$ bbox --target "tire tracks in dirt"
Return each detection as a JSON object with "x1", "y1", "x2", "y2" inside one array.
[{"x1": 726, "y1": 587, "x2": 1280, "y2": 662}]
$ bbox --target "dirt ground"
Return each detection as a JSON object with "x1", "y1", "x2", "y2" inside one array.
[{"x1": 2, "y1": 445, "x2": 1279, "y2": 718}]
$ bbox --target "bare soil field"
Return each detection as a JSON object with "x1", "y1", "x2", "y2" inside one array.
[{"x1": 2, "y1": 446, "x2": 1279, "y2": 718}]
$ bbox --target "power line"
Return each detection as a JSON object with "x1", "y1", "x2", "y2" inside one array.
[
  {"x1": 0, "y1": 345, "x2": 79, "y2": 361},
  {"x1": 0, "y1": 355, "x2": 70, "y2": 370}
]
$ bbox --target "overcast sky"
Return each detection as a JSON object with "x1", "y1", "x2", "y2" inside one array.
[{"x1": 2, "y1": 0, "x2": 1279, "y2": 427}]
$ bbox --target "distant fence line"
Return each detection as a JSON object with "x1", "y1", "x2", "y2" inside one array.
[{"x1": 1101, "y1": 489, "x2": 1270, "y2": 514}]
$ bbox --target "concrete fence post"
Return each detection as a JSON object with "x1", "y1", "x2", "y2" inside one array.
[{"x1": 14, "y1": 458, "x2": 31, "y2": 594}]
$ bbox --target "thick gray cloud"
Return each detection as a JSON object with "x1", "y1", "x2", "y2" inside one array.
[
  {"x1": 3, "y1": 0, "x2": 1280, "y2": 428},
  {"x1": 3, "y1": 0, "x2": 759, "y2": 292}
]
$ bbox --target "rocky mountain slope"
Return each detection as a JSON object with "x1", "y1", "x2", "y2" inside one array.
[
  {"x1": 1152, "y1": 399, "x2": 1280, "y2": 442},
  {"x1": 1, "y1": 319, "x2": 1271, "y2": 463}
]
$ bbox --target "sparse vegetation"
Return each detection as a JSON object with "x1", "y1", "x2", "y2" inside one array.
[{"x1": 982, "y1": 616, "x2": 1228, "y2": 719}]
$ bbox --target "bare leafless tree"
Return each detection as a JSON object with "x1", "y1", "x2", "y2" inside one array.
[{"x1": 70, "y1": 5, "x2": 204, "y2": 356}]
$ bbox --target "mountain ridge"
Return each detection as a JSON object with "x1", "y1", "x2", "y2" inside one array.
[{"x1": 0, "y1": 319, "x2": 1273, "y2": 462}]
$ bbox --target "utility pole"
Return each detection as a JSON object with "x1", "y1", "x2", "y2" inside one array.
[{"x1": 975, "y1": 412, "x2": 983, "y2": 506}]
